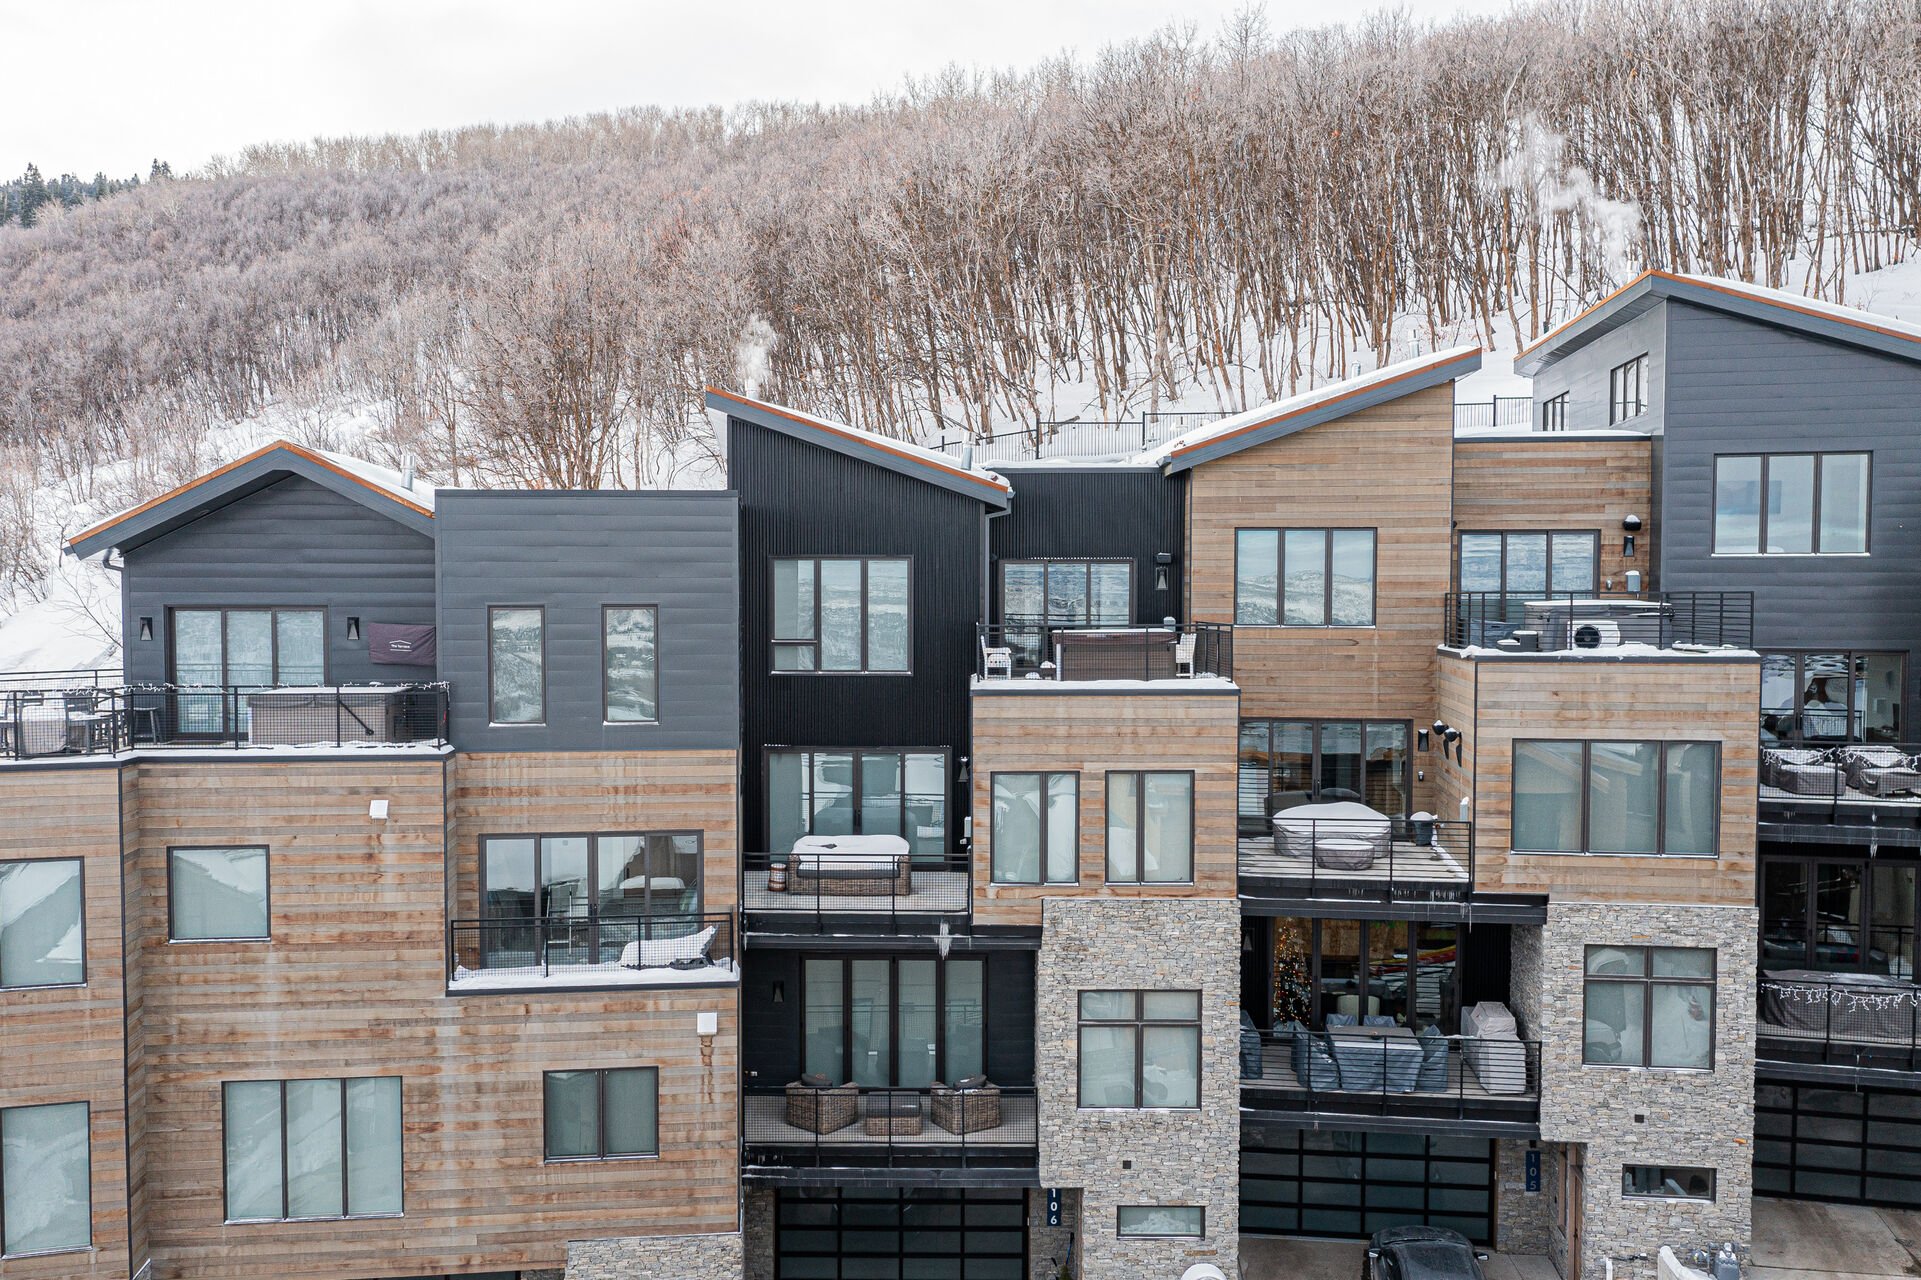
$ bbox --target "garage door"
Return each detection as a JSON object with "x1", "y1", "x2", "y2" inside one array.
[
  {"x1": 1242, "y1": 1130, "x2": 1495, "y2": 1243},
  {"x1": 774, "y1": 1188, "x2": 1028, "y2": 1280},
  {"x1": 1756, "y1": 1083, "x2": 1921, "y2": 1207}
]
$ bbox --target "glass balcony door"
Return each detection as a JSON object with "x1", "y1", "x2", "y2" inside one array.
[{"x1": 800, "y1": 956, "x2": 986, "y2": 1087}]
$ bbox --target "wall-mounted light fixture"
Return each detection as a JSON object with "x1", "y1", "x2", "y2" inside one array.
[
  {"x1": 138, "y1": 617, "x2": 154, "y2": 642},
  {"x1": 1154, "y1": 551, "x2": 1174, "y2": 592},
  {"x1": 1443, "y1": 726, "x2": 1464, "y2": 765},
  {"x1": 346, "y1": 616, "x2": 362, "y2": 641},
  {"x1": 697, "y1": 1011, "x2": 718, "y2": 1040},
  {"x1": 1622, "y1": 513, "x2": 1642, "y2": 559},
  {"x1": 772, "y1": 981, "x2": 785, "y2": 1005}
]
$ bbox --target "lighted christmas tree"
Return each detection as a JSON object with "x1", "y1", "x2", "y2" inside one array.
[{"x1": 1272, "y1": 920, "x2": 1313, "y2": 1025}]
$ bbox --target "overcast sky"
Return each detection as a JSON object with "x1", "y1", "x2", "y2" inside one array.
[{"x1": 2, "y1": 0, "x2": 1513, "y2": 177}]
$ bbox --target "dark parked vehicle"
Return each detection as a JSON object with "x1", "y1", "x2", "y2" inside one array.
[{"x1": 1364, "y1": 1226, "x2": 1489, "y2": 1280}]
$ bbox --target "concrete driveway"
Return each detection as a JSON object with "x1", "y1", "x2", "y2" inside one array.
[{"x1": 1749, "y1": 1199, "x2": 1921, "y2": 1280}]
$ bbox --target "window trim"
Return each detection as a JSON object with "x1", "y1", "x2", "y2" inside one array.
[
  {"x1": 486, "y1": 604, "x2": 547, "y2": 726},
  {"x1": 1510, "y1": 740, "x2": 1721, "y2": 858},
  {"x1": 167, "y1": 605, "x2": 330, "y2": 687},
  {"x1": 770, "y1": 556, "x2": 914, "y2": 675},
  {"x1": 1621, "y1": 1164, "x2": 1716, "y2": 1201},
  {"x1": 477, "y1": 831, "x2": 705, "y2": 921},
  {"x1": 800, "y1": 955, "x2": 990, "y2": 1087},
  {"x1": 1456, "y1": 530, "x2": 1602, "y2": 596},
  {"x1": 541, "y1": 1066, "x2": 661, "y2": 1162},
  {"x1": 1582, "y1": 944, "x2": 1718, "y2": 1071},
  {"x1": 989, "y1": 770, "x2": 1080, "y2": 885},
  {"x1": 1609, "y1": 353, "x2": 1649, "y2": 423},
  {"x1": 166, "y1": 845, "x2": 271, "y2": 943},
  {"x1": 1103, "y1": 770, "x2": 1197, "y2": 886},
  {"x1": 219, "y1": 1076, "x2": 404, "y2": 1224},
  {"x1": 600, "y1": 603, "x2": 660, "y2": 725},
  {"x1": 997, "y1": 558, "x2": 1137, "y2": 628},
  {"x1": 1116, "y1": 1205, "x2": 1206, "y2": 1238},
  {"x1": 0, "y1": 1100, "x2": 92, "y2": 1258},
  {"x1": 1233, "y1": 527, "x2": 1379, "y2": 628},
  {"x1": 0, "y1": 856, "x2": 87, "y2": 990},
  {"x1": 764, "y1": 746, "x2": 951, "y2": 857},
  {"x1": 1076, "y1": 989, "x2": 1203, "y2": 1110},
  {"x1": 1712, "y1": 452, "x2": 1873, "y2": 557}
]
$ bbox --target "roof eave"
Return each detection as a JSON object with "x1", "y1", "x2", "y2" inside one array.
[{"x1": 1513, "y1": 272, "x2": 1661, "y2": 376}]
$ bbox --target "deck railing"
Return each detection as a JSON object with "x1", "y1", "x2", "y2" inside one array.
[
  {"x1": 447, "y1": 910, "x2": 736, "y2": 985},
  {"x1": 976, "y1": 620, "x2": 1232, "y2": 681},
  {"x1": 1759, "y1": 739, "x2": 1921, "y2": 822},
  {"x1": 743, "y1": 1083, "x2": 1038, "y2": 1169},
  {"x1": 0, "y1": 682, "x2": 449, "y2": 759},
  {"x1": 931, "y1": 411, "x2": 1216, "y2": 464},
  {"x1": 1451, "y1": 396, "x2": 1535, "y2": 431},
  {"x1": 1442, "y1": 591, "x2": 1754, "y2": 652},
  {"x1": 1243, "y1": 1028, "x2": 1541, "y2": 1119},
  {"x1": 741, "y1": 852, "x2": 971, "y2": 933},
  {"x1": 1757, "y1": 972, "x2": 1921, "y2": 1070},
  {"x1": 1239, "y1": 817, "x2": 1474, "y2": 901}
]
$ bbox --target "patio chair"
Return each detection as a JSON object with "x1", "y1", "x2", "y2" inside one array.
[
  {"x1": 1174, "y1": 631, "x2": 1197, "y2": 677},
  {"x1": 1838, "y1": 745, "x2": 1921, "y2": 798},
  {"x1": 930, "y1": 1078, "x2": 1002, "y2": 1133},
  {"x1": 785, "y1": 1078, "x2": 858, "y2": 1134},
  {"x1": 980, "y1": 635, "x2": 1013, "y2": 679}
]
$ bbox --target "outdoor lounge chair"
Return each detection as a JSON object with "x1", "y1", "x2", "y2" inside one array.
[
  {"x1": 1763, "y1": 747, "x2": 1845, "y2": 797},
  {"x1": 1838, "y1": 745, "x2": 1921, "y2": 797}
]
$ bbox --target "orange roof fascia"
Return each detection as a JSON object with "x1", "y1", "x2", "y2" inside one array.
[
  {"x1": 1515, "y1": 269, "x2": 1660, "y2": 361},
  {"x1": 1165, "y1": 347, "x2": 1482, "y2": 461},
  {"x1": 66, "y1": 439, "x2": 432, "y2": 550},
  {"x1": 705, "y1": 387, "x2": 1010, "y2": 494}
]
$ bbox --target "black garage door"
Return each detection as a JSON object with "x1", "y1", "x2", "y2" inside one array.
[
  {"x1": 1242, "y1": 1131, "x2": 1495, "y2": 1243},
  {"x1": 775, "y1": 1188, "x2": 1027, "y2": 1280},
  {"x1": 1756, "y1": 1083, "x2": 1921, "y2": 1207}
]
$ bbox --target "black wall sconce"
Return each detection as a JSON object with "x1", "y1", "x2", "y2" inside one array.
[
  {"x1": 1622, "y1": 513, "x2": 1642, "y2": 559},
  {"x1": 1154, "y1": 551, "x2": 1174, "y2": 592},
  {"x1": 138, "y1": 616, "x2": 154, "y2": 642},
  {"x1": 346, "y1": 616, "x2": 362, "y2": 641},
  {"x1": 1429, "y1": 720, "x2": 1465, "y2": 763},
  {"x1": 772, "y1": 980, "x2": 786, "y2": 1005}
]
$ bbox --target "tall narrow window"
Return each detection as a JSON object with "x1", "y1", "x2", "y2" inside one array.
[
  {"x1": 991, "y1": 772, "x2": 1079, "y2": 884},
  {"x1": 602, "y1": 605, "x2": 658, "y2": 723},
  {"x1": 168, "y1": 846, "x2": 269, "y2": 941},
  {"x1": 1, "y1": 1101, "x2": 91, "y2": 1256},
  {"x1": 1540, "y1": 393, "x2": 1568, "y2": 431},
  {"x1": 1714, "y1": 453, "x2": 1870, "y2": 554},
  {"x1": 222, "y1": 1077, "x2": 402, "y2": 1221},
  {"x1": 0, "y1": 858, "x2": 84, "y2": 988},
  {"x1": 772, "y1": 558, "x2": 911, "y2": 673},
  {"x1": 1106, "y1": 772, "x2": 1194, "y2": 884},
  {"x1": 1234, "y1": 529, "x2": 1375, "y2": 626},
  {"x1": 1609, "y1": 354, "x2": 1649, "y2": 423},
  {"x1": 488, "y1": 606, "x2": 545, "y2": 724},
  {"x1": 543, "y1": 1067, "x2": 659, "y2": 1160}
]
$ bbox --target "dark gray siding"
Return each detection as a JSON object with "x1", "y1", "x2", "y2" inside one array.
[
  {"x1": 989, "y1": 467, "x2": 1186, "y2": 623},
  {"x1": 730, "y1": 418, "x2": 985, "y2": 854},
  {"x1": 119, "y1": 474, "x2": 436, "y2": 686},
  {"x1": 435, "y1": 490, "x2": 740, "y2": 752},
  {"x1": 1530, "y1": 301, "x2": 1668, "y2": 435},
  {"x1": 1658, "y1": 300, "x2": 1921, "y2": 724}
]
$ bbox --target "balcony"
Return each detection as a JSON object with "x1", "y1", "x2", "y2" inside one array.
[
  {"x1": 446, "y1": 910, "x2": 738, "y2": 993},
  {"x1": 741, "y1": 851, "x2": 972, "y2": 936},
  {"x1": 975, "y1": 621, "x2": 1233, "y2": 683},
  {"x1": 1759, "y1": 740, "x2": 1921, "y2": 838},
  {"x1": 1757, "y1": 971, "x2": 1921, "y2": 1075},
  {"x1": 1242, "y1": 1028, "x2": 1541, "y2": 1133},
  {"x1": 1239, "y1": 816, "x2": 1475, "y2": 906},
  {"x1": 0, "y1": 674, "x2": 450, "y2": 759},
  {"x1": 743, "y1": 1084, "x2": 1038, "y2": 1179},
  {"x1": 1442, "y1": 591, "x2": 1754, "y2": 654}
]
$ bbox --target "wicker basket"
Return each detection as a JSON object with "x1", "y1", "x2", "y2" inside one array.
[
  {"x1": 785, "y1": 1082, "x2": 858, "y2": 1134},
  {"x1": 929, "y1": 1081, "x2": 1002, "y2": 1134}
]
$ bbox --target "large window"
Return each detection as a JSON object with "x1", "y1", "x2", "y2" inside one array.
[
  {"x1": 543, "y1": 1067, "x2": 658, "y2": 1161},
  {"x1": 601, "y1": 605, "x2": 658, "y2": 723},
  {"x1": 1234, "y1": 528, "x2": 1376, "y2": 627},
  {"x1": 1609, "y1": 354, "x2": 1649, "y2": 423},
  {"x1": 1105, "y1": 771, "x2": 1194, "y2": 884},
  {"x1": 168, "y1": 846, "x2": 269, "y2": 941},
  {"x1": 773, "y1": 557, "x2": 910, "y2": 673},
  {"x1": 1583, "y1": 945, "x2": 1715, "y2": 1069},
  {"x1": 1714, "y1": 452, "x2": 1870, "y2": 555},
  {"x1": 1762, "y1": 858, "x2": 1915, "y2": 976},
  {"x1": 802, "y1": 957, "x2": 985, "y2": 1087},
  {"x1": 1258, "y1": 917, "x2": 1461, "y2": 1030},
  {"x1": 1623, "y1": 1165, "x2": 1715, "y2": 1201},
  {"x1": 1078, "y1": 990, "x2": 1200, "y2": 1108},
  {"x1": 1, "y1": 1101, "x2": 90, "y2": 1257},
  {"x1": 990, "y1": 772, "x2": 1078, "y2": 885},
  {"x1": 999, "y1": 559, "x2": 1132, "y2": 666},
  {"x1": 1239, "y1": 720, "x2": 1411, "y2": 832},
  {"x1": 1457, "y1": 531, "x2": 1599, "y2": 596},
  {"x1": 488, "y1": 606, "x2": 545, "y2": 724},
  {"x1": 767, "y1": 749, "x2": 947, "y2": 859},
  {"x1": 481, "y1": 832, "x2": 701, "y2": 922},
  {"x1": 1761, "y1": 650, "x2": 1904, "y2": 744},
  {"x1": 1511, "y1": 740, "x2": 1719, "y2": 856},
  {"x1": 0, "y1": 858, "x2": 84, "y2": 989},
  {"x1": 222, "y1": 1077, "x2": 402, "y2": 1222},
  {"x1": 171, "y1": 607, "x2": 325, "y2": 687}
]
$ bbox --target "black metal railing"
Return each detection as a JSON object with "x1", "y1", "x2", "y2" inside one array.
[
  {"x1": 1759, "y1": 739, "x2": 1921, "y2": 820},
  {"x1": 976, "y1": 620, "x2": 1232, "y2": 681},
  {"x1": 0, "y1": 666, "x2": 122, "y2": 692},
  {"x1": 1442, "y1": 591, "x2": 1754, "y2": 652},
  {"x1": 1451, "y1": 396, "x2": 1534, "y2": 431},
  {"x1": 0, "y1": 682, "x2": 450, "y2": 758},
  {"x1": 1239, "y1": 817, "x2": 1474, "y2": 900},
  {"x1": 743, "y1": 1083, "x2": 1038, "y2": 1168},
  {"x1": 1758, "y1": 972, "x2": 1921, "y2": 1070},
  {"x1": 447, "y1": 910, "x2": 736, "y2": 986},
  {"x1": 741, "y1": 852, "x2": 971, "y2": 933},
  {"x1": 1243, "y1": 1028, "x2": 1541, "y2": 1118},
  {"x1": 931, "y1": 411, "x2": 1216, "y2": 464}
]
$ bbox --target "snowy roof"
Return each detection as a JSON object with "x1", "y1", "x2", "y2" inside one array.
[
  {"x1": 67, "y1": 439, "x2": 436, "y2": 559},
  {"x1": 1516, "y1": 270, "x2": 1921, "y2": 375},
  {"x1": 705, "y1": 387, "x2": 1011, "y2": 507},
  {"x1": 1137, "y1": 346, "x2": 1483, "y2": 472}
]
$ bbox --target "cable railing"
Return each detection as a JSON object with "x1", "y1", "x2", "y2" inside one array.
[
  {"x1": 447, "y1": 910, "x2": 736, "y2": 988},
  {"x1": 1243, "y1": 1027, "x2": 1541, "y2": 1119},
  {"x1": 976, "y1": 620, "x2": 1232, "y2": 681},
  {"x1": 741, "y1": 851, "x2": 971, "y2": 933},
  {"x1": 0, "y1": 682, "x2": 450, "y2": 758},
  {"x1": 1442, "y1": 591, "x2": 1754, "y2": 652},
  {"x1": 1239, "y1": 817, "x2": 1474, "y2": 901},
  {"x1": 1758, "y1": 971, "x2": 1921, "y2": 1069},
  {"x1": 743, "y1": 1083, "x2": 1038, "y2": 1168}
]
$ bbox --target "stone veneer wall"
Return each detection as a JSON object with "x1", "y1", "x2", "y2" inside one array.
[
  {"x1": 1526, "y1": 902, "x2": 1758, "y2": 1280},
  {"x1": 744, "y1": 1188, "x2": 775, "y2": 1280},
  {"x1": 1028, "y1": 1187, "x2": 1082, "y2": 1279},
  {"x1": 1494, "y1": 1140, "x2": 1552, "y2": 1255},
  {"x1": 566, "y1": 1231, "x2": 744, "y2": 1279},
  {"x1": 1036, "y1": 897, "x2": 1241, "y2": 1280}
]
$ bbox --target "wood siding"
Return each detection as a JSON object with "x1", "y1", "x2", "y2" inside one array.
[
  {"x1": 1439, "y1": 653, "x2": 1760, "y2": 904},
  {"x1": 1183, "y1": 382, "x2": 1455, "y2": 725},
  {"x1": 969, "y1": 689, "x2": 1240, "y2": 927},
  {"x1": 1451, "y1": 438, "x2": 1653, "y2": 591}
]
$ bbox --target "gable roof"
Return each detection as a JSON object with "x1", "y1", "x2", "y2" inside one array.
[
  {"x1": 705, "y1": 387, "x2": 1011, "y2": 508},
  {"x1": 67, "y1": 440, "x2": 437, "y2": 559},
  {"x1": 1137, "y1": 346, "x2": 1483, "y2": 473},
  {"x1": 1515, "y1": 269, "x2": 1921, "y2": 376}
]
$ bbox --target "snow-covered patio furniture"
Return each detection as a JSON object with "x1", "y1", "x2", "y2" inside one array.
[
  {"x1": 1763, "y1": 747, "x2": 1846, "y2": 796},
  {"x1": 1460, "y1": 1001, "x2": 1528, "y2": 1095},
  {"x1": 1272, "y1": 801, "x2": 1393, "y2": 870},
  {"x1": 1837, "y1": 745, "x2": 1921, "y2": 797},
  {"x1": 788, "y1": 835, "x2": 914, "y2": 896},
  {"x1": 619, "y1": 924, "x2": 717, "y2": 969}
]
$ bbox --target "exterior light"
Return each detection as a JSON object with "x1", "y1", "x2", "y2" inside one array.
[
  {"x1": 346, "y1": 616, "x2": 362, "y2": 641},
  {"x1": 138, "y1": 617, "x2": 154, "y2": 642}
]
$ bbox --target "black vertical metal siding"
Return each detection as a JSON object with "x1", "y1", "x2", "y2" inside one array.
[
  {"x1": 120, "y1": 474, "x2": 437, "y2": 686},
  {"x1": 989, "y1": 467, "x2": 1187, "y2": 623},
  {"x1": 730, "y1": 418, "x2": 985, "y2": 853},
  {"x1": 1657, "y1": 301, "x2": 1921, "y2": 726}
]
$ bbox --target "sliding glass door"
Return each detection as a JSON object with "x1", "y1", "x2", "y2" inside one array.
[
  {"x1": 802, "y1": 956, "x2": 986, "y2": 1086},
  {"x1": 171, "y1": 607, "x2": 325, "y2": 734},
  {"x1": 1239, "y1": 720, "x2": 1412, "y2": 832},
  {"x1": 1260, "y1": 917, "x2": 1460, "y2": 1031},
  {"x1": 767, "y1": 749, "x2": 948, "y2": 859},
  {"x1": 1763, "y1": 856, "x2": 1917, "y2": 976}
]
